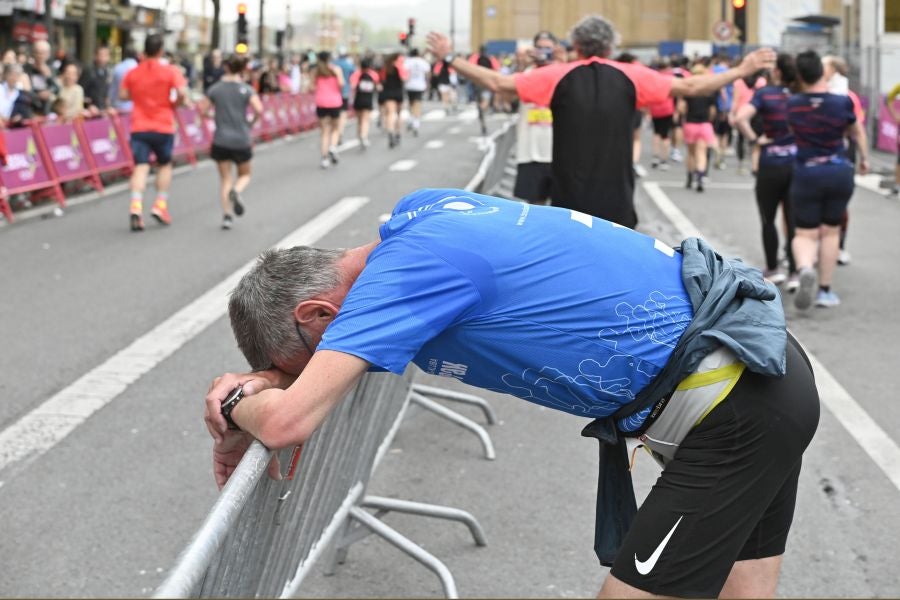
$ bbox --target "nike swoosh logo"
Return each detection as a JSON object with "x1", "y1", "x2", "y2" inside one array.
[{"x1": 634, "y1": 515, "x2": 683, "y2": 575}]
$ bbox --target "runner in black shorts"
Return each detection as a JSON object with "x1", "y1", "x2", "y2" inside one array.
[
  {"x1": 610, "y1": 333, "x2": 819, "y2": 597},
  {"x1": 203, "y1": 55, "x2": 262, "y2": 230},
  {"x1": 786, "y1": 51, "x2": 869, "y2": 310}
]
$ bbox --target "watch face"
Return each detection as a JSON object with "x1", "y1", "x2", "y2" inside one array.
[{"x1": 224, "y1": 385, "x2": 243, "y2": 405}]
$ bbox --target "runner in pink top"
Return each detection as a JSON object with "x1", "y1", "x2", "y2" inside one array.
[{"x1": 310, "y1": 51, "x2": 345, "y2": 168}]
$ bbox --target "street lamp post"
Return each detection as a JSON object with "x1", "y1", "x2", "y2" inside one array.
[{"x1": 450, "y1": 0, "x2": 455, "y2": 51}]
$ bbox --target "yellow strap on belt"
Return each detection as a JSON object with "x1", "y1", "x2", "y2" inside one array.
[{"x1": 673, "y1": 362, "x2": 747, "y2": 427}]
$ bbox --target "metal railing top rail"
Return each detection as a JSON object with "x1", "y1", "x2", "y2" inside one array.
[{"x1": 464, "y1": 118, "x2": 516, "y2": 193}]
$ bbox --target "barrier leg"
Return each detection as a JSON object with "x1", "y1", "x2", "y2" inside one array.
[
  {"x1": 411, "y1": 384, "x2": 497, "y2": 425},
  {"x1": 348, "y1": 506, "x2": 459, "y2": 599},
  {"x1": 361, "y1": 496, "x2": 488, "y2": 547},
  {"x1": 410, "y1": 392, "x2": 496, "y2": 460}
]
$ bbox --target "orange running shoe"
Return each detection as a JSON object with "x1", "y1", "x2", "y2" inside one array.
[{"x1": 151, "y1": 198, "x2": 172, "y2": 225}]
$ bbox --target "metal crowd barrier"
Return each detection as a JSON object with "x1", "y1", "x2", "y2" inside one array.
[
  {"x1": 464, "y1": 118, "x2": 517, "y2": 196},
  {"x1": 155, "y1": 372, "x2": 498, "y2": 598}
]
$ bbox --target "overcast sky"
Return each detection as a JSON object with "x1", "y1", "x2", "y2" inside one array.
[{"x1": 152, "y1": 0, "x2": 472, "y2": 35}]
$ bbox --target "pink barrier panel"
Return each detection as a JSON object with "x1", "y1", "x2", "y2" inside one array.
[
  {"x1": 298, "y1": 94, "x2": 317, "y2": 130},
  {"x1": 283, "y1": 94, "x2": 302, "y2": 132},
  {"x1": 248, "y1": 104, "x2": 265, "y2": 140},
  {"x1": 0, "y1": 124, "x2": 65, "y2": 219},
  {"x1": 80, "y1": 116, "x2": 134, "y2": 173},
  {"x1": 877, "y1": 96, "x2": 899, "y2": 154},
  {"x1": 260, "y1": 95, "x2": 283, "y2": 139},
  {"x1": 273, "y1": 94, "x2": 292, "y2": 133},
  {"x1": 39, "y1": 121, "x2": 103, "y2": 191},
  {"x1": 177, "y1": 107, "x2": 212, "y2": 154}
]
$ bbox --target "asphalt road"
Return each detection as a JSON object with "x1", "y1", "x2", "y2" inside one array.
[{"x1": 1, "y1": 107, "x2": 898, "y2": 597}]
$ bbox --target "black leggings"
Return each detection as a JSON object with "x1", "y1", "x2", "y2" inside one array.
[{"x1": 755, "y1": 163, "x2": 795, "y2": 272}]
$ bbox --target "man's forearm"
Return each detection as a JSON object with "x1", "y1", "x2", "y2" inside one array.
[{"x1": 676, "y1": 66, "x2": 751, "y2": 98}]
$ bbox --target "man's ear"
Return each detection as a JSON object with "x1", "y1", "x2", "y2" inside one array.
[{"x1": 294, "y1": 300, "x2": 340, "y2": 327}]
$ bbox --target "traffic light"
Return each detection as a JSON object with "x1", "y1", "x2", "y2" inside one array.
[
  {"x1": 733, "y1": 0, "x2": 747, "y2": 44},
  {"x1": 407, "y1": 17, "x2": 416, "y2": 38},
  {"x1": 398, "y1": 31, "x2": 408, "y2": 46},
  {"x1": 236, "y1": 2, "x2": 249, "y2": 53}
]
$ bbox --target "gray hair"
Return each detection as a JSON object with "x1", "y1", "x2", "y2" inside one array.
[
  {"x1": 3, "y1": 63, "x2": 23, "y2": 79},
  {"x1": 228, "y1": 246, "x2": 345, "y2": 370},
  {"x1": 570, "y1": 14, "x2": 620, "y2": 59}
]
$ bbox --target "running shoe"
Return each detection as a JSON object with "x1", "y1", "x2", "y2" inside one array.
[
  {"x1": 658, "y1": 161, "x2": 670, "y2": 171},
  {"x1": 889, "y1": 187, "x2": 899, "y2": 198},
  {"x1": 320, "y1": 157, "x2": 330, "y2": 169},
  {"x1": 221, "y1": 214, "x2": 233, "y2": 230},
  {"x1": 130, "y1": 213, "x2": 144, "y2": 232},
  {"x1": 229, "y1": 189, "x2": 244, "y2": 216},
  {"x1": 763, "y1": 269, "x2": 787, "y2": 285},
  {"x1": 151, "y1": 200, "x2": 172, "y2": 225},
  {"x1": 685, "y1": 172, "x2": 693, "y2": 189},
  {"x1": 670, "y1": 148, "x2": 683, "y2": 162},
  {"x1": 815, "y1": 289, "x2": 841, "y2": 308},
  {"x1": 715, "y1": 159, "x2": 726, "y2": 170},
  {"x1": 837, "y1": 249, "x2": 851, "y2": 266},
  {"x1": 786, "y1": 272, "x2": 800, "y2": 292},
  {"x1": 329, "y1": 148, "x2": 339, "y2": 165},
  {"x1": 696, "y1": 175, "x2": 705, "y2": 193},
  {"x1": 651, "y1": 157, "x2": 660, "y2": 169},
  {"x1": 794, "y1": 267, "x2": 818, "y2": 310},
  {"x1": 361, "y1": 137, "x2": 370, "y2": 149},
  {"x1": 633, "y1": 164, "x2": 647, "y2": 178}
]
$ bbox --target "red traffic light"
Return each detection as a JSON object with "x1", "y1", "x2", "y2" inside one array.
[
  {"x1": 732, "y1": 0, "x2": 746, "y2": 8},
  {"x1": 237, "y1": 3, "x2": 248, "y2": 14},
  {"x1": 398, "y1": 32, "x2": 407, "y2": 41}
]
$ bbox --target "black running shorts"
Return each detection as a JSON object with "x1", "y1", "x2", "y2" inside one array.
[
  {"x1": 652, "y1": 115, "x2": 673, "y2": 139},
  {"x1": 610, "y1": 335, "x2": 820, "y2": 597},
  {"x1": 210, "y1": 144, "x2": 252, "y2": 165},
  {"x1": 790, "y1": 162, "x2": 855, "y2": 228},
  {"x1": 513, "y1": 161, "x2": 554, "y2": 204}
]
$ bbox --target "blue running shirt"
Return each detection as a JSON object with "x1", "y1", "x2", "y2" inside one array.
[
  {"x1": 318, "y1": 189, "x2": 694, "y2": 429},
  {"x1": 750, "y1": 85, "x2": 796, "y2": 167},
  {"x1": 787, "y1": 92, "x2": 855, "y2": 163}
]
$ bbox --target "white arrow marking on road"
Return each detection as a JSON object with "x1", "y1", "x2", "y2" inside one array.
[
  {"x1": 425, "y1": 140, "x2": 445, "y2": 149},
  {"x1": 642, "y1": 180, "x2": 900, "y2": 493},
  {"x1": 0, "y1": 196, "x2": 370, "y2": 477},
  {"x1": 389, "y1": 159, "x2": 417, "y2": 172}
]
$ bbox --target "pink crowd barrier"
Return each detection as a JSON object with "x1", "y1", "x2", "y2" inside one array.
[{"x1": 0, "y1": 93, "x2": 323, "y2": 224}]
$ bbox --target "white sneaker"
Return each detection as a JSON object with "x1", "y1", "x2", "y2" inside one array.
[
  {"x1": 633, "y1": 164, "x2": 647, "y2": 177},
  {"x1": 794, "y1": 268, "x2": 818, "y2": 310},
  {"x1": 763, "y1": 269, "x2": 787, "y2": 285},
  {"x1": 320, "y1": 158, "x2": 330, "y2": 169},
  {"x1": 837, "y1": 249, "x2": 851, "y2": 266},
  {"x1": 670, "y1": 148, "x2": 683, "y2": 163}
]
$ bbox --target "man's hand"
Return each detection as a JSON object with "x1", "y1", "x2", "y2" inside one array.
[
  {"x1": 426, "y1": 32, "x2": 453, "y2": 60},
  {"x1": 212, "y1": 430, "x2": 281, "y2": 489},
  {"x1": 205, "y1": 371, "x2": 279, "y2": 443},
  {"x1": 738, "y1": 48, "x2": 776, "y2": 77}
]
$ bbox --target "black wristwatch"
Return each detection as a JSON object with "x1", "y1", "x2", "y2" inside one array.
[{"x1": 220, "y1": 385, "x2": 245, "y2": 431}]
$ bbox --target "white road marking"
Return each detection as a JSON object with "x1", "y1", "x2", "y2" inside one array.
[
  {"x1": 334, "y1": 139, "x2": 360, "y2": 153},
  {"x1": 388, "y1": 159, "x2": 417, "y2": 172},
  {"x1": 642, "y1": 180, "x2": 900, "y2": 494},
  {"x1": 423, "y1": 109, "x2": 447, "y2": 121},
  {"x1": 0, "y1": 197, "x2": 370, "y2": 476},
  {"x1": 448, "y1": 126, "x2": 462, "y2": 134},
  {"x1": 642, "y1": 182, "x2": 702, "y2": 239},
  {"x1": 855, "y1": 173, "x2": 889, "y2": 195},
  {"x1": 425, "y1": 140, "x2": 445, "y2": 149},
  {"x1": 456, "y1": 108, "x2": 479, "y2": 122},
  {"x1": 657, "y1": 180, "x2": 754, "y2": 191}
]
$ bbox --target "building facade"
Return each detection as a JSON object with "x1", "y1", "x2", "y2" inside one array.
[{"x1": 469, "y1": 0, "x2": 846, "y2": 51}]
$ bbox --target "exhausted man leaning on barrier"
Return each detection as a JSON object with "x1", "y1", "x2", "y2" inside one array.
[{"x1": 205, "y1": 189, "x2": 819, "y2": 599}]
